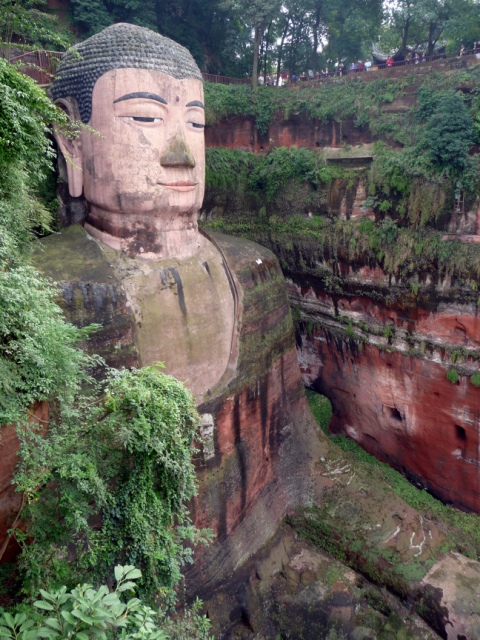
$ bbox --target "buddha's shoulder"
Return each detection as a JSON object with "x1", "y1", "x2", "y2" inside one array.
[
  {"x1": 207, "y1": 231, "x2": 283, "y2": 286},
  {"x1": 32, "y1": 225, "x2": 117, "y2": 284}
]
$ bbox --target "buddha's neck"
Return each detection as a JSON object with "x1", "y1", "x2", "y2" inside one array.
[{"x1": 84, "y1": 208, "x2": 203, "y2": 260}]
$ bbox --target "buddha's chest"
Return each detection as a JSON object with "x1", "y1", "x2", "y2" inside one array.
[{"x1": 107, "y1": 241, "x2": 236, "y2": 401}]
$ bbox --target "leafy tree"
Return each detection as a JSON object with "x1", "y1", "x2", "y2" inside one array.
[
  {"x1": 69, "y1": 0, "x2": 240, "y2": 74},
  {"x1": 443, "y1": 0, "x2": 480, "y2": 50},
  {"x1": 220, "y1": 0, "x2": 283, "y2": 86},
  {"x1": 379, "y1": 0, "x2": 476, "y2": 55},
  {"x1": 0, "y1": 0, "x2": 73, "y2": 52},
  {"x1": 417, "y1": 88, "x2": 474, "y2": 171},
  {"x1": 237, "y1": 0, "x2": 382, "y2": 81},
  {"x1": 70, "y1": 0, "x2": 157, "y2": 36}
]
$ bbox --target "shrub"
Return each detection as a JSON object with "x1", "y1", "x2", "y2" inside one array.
[
  {"x1": 421, "y1": 90, "x2": 474, "y2": 171},
  {"x1": 446, "y1": 369, "x2": 460, "y2": 384},
  {"x1": 15, "y1": 366, "x2": 212, "y2": 600},
  {"x1": 0, "y1": 565, "x2": 213, "y2": 640},
  {"x1": 470, "y1": 371, "x2": 480, "y2": 387}
]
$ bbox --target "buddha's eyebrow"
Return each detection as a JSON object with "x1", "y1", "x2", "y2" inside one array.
[
  {"x1": 186, "y1": 100, "x2": 204, "y2": 109},
  {"x1": 113, "y1": 92, "x2": 167, "y2": 105}
]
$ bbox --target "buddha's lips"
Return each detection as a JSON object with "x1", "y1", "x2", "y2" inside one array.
[{"x1": 160, "y1": 181, "x2": 197, "y2": 191}]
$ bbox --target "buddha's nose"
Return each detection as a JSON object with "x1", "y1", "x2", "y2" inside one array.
[{"x1": 160, "y1": 136, "x2": 196, "y2": 167}]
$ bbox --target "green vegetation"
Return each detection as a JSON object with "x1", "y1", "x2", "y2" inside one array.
[
  {"x1": 206, "y1": 146, "x2": 351, "y2": 196},
  {"x1": 204, "y1": 76, "x2": 408, "y2": 133},
  {"x1": 306, "y1": 391, "x2": 480, "y2": 561},
  {"x1": 446, "y1": 368, "x2": 460, "y2": 384},
  {"x1": 203, "y1": 66, "x2": 480, "y2": 290},
  {"x1": 306, "y1": 390, "x2": 333, "y2": 433},
  {"x1": 14, "y1": 366, "x2": 210, "y2": 601},
  {"x1": 470, "y1": 371, "x2": 480, "y2": 386},
  {"x1": 0, "y1": 57, "x2": 89, "y2": 425},
  {"x1": 61, "y1": 0, "x2": 384, "y2": 78},
  {"x1": 41, "y1": 0, "x2": 479, "y2": 84},
  {"x1": 0, "y1": 0, "x2": 73, "y2": 50},
  {"x1": 289, "y1": 506, "x2": 432, "y2": 598},
  {"x1": 418, "y1": 87, "x2": 474, "y2": 171},
  {"x1": 0, "y1": 565, "x2": 212, "y2": 639},
  {"x1": 204, "y1": 213, "x2": 480, "y2": 286}
]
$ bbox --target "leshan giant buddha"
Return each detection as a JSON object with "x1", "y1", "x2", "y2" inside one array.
[
  {"x1": 35, "y1": 23, "x2": 319, "y2": 632},
  {"x1": 50, "y1": 23, "x2": 235, "y2": 400}
]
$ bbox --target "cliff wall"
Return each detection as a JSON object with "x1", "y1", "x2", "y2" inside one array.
[{"x1": 201, "y1": 63, "x2": 480, "y2": 514}]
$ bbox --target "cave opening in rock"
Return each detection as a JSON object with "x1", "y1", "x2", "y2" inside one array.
[{"x1": 385, "y1": 405, "x2": 403, "y2": 422}]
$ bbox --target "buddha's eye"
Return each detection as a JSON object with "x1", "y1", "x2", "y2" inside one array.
[
  {"x1": 122, "y1": 116, "x2": 163, "y2": 123},
  {"x1": 187, "y1": 121, "x2": 205, "y2": 129}
]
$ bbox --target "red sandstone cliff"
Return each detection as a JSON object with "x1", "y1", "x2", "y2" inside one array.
[
  {"x1": 293, "y1": 290, "x2": 480, "y2": 511},
  {"x1": 0, "y1": 402, "x2": 49, "y2": 562}
]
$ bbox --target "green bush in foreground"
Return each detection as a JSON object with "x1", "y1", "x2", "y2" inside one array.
[{"x1": 0, "y1": 565, "x2": 212, "y2": 640}]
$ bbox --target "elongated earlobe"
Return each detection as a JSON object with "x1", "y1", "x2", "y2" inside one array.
[{"x1": 53, "y1": 99, "x2": 84, "y2": 198}]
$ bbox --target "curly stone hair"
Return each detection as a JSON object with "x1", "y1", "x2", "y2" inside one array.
[{"x1": 51, "y1": 23, "x2": 203, "y2": 124}]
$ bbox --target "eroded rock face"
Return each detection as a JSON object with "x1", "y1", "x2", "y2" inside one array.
[
  {"x1": 291, "y1": 278, "x2": 480, "y2": 513},
  {"x1": 421, "y1": 552, "x2": 480, "y2": 639},
  {"x1": 205, "y1": 115, "x2": 373, "y2": 152}
]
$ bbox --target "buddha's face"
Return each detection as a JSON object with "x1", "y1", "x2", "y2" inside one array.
[{"x1": 78, "y1": 68, "x2": 205, "y2": 219}]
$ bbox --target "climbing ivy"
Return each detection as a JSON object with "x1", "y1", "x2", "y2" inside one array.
[{"x1": 13, "y1": 365, "x2": 211, "y2": 602}]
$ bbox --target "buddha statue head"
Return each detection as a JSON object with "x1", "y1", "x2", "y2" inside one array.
[{"x1": 52, "y1": 23, "x2": 205, "y2": 259}]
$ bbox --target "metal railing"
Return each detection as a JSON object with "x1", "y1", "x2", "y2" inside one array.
[
  {"x1": 202, "y1": 72, "x2": 250, "y2": 85},
  {"x1": 6, "y1": 50, "x2": 251, "y2": 85},
  {"x1": 8, "y1": 49, "x2": 63, "y2": 85},
  {"x1": 6, "y1": 46, "x2": 479, "y2": 87},
  {"x1": 290, "y1": 48, "x2": 479, "y2": 84}
]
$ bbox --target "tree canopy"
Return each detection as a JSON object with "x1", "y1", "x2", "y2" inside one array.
[{"x1": 52, "y1": 0, "x2": 480, "y2": 80}]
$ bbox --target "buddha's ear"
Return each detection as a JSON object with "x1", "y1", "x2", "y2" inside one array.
[{"x1": 53, "y1": 98, "x2": 84, "y2": 198}]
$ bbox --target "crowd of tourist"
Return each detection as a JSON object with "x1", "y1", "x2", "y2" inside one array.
[{"x1": 259, "y1": 42, "x2": 480, "y2": 86}]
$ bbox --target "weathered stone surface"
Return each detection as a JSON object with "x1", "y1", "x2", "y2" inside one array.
[
  {"x1": 32, "y1": 225, "x2": 139, "y2": 372},
  {"x1": 200, "y1": 417, "x2": 465, "y2": 639},
  {"x1": 421, "y1": 552, "x2": 480, "y2": 639},
  {"x1": 205, "y1": 115, "x2": 373, "y2": 152},
  {"x1": 33, "y1": 226, "x2": 321, "y2": 616},
  {"x1": 292, "y1": 276, "x2": 480, "y2": 513}
]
